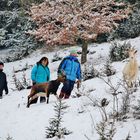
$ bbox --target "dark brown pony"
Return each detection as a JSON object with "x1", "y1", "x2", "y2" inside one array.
[{"x1": 27, "y1": 74, "x2": 66, "y2": 108}]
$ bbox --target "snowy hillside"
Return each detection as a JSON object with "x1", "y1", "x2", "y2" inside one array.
[{"x1": 0, "y1": 37, "x2": 140, "y2": 140}]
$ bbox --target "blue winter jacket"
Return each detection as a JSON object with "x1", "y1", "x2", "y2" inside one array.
[
  {"x1": 58, "y1": 56, "x2": 81, "y2": 81},
  {"x1": 31, "y1": 64, "x2": 50, "y2": 84}
]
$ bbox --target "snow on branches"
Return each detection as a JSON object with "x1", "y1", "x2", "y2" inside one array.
[{"x1": 28, "y1": 0, "x2": 132, "y2": 46}]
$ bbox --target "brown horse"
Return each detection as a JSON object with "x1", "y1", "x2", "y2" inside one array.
[{"x1": 27, "y1": 74, "x2": 66, "y2": 108}]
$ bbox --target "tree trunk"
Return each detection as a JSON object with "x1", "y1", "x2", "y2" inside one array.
[{"x1": 81, "y1": 40, "x2": 88, "y2": 64}]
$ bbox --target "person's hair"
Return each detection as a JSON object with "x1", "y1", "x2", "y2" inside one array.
[
  {"x1": 0, "y1": 62, "x2": 4, "y2": 66},
  {"x1": 37, "y1": 57, "x2": 49, "y2": 66}
]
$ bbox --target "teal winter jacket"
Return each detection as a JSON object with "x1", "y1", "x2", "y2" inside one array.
[{"x1": 31, "y1": 64, "x2": 50, "y2": 84}]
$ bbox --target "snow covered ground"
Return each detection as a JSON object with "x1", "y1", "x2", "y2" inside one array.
[{"x1": 0, "y1": 37, "x2": 140, "y2": 140}]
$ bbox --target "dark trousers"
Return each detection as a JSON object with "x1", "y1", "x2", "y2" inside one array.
[
  {"x1": 61, "y1": 79, "x2": 75, "y2": 98},
  {"x1": 0, "y1": 89, "x2": 3, "y2": 97}
]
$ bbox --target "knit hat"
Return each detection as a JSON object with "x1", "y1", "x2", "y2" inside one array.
[
  {"x1": 0, "y1": 62, "x2": 4, "y2": 66},
  {"x1": 70, "y1": 50, "x2": 78, "y2": 57}
]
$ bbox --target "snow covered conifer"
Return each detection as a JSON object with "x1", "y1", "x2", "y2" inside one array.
[
  {"x1": 103, "y1": 60, "x2": 116, "y2": 76},
  {"x1": 46, "y1": 99, "x2": 71, "y2": 139},
  {"x1": 109, "y1": 41, "x2": 131, "y2": 62}
]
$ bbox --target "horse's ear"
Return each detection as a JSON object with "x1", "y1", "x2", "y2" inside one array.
[
  {"x1": 126, "y1": 47, "x2": 130, "y2": 51},
  {"x1": 134, "y1": 50, "x2": 137, "y2": 54}
]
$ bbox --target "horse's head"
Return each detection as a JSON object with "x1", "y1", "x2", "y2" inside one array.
[
  {"x1": 57, "y1": 70, "x2": 66, "y2": 83},
  {"x1": 128, "y1": 47, "x2": 137, "y2": 60}
]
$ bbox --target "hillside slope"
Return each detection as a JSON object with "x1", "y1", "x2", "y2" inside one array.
[{"x1": 0, "y1": 37, "x2": 140, "y2": 140}]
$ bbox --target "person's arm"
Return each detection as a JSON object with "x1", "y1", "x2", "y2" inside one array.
[
  {"x1": 47, "y1": 67, "x2": 50, "y2": 81},
  {"x1": 58, "y1": 58, "x2": 67, "y2": 74},
  {"x1": 4, "y1": 74, "x2": 8, "y2": 94},
  {"x1": 31, "y1": 65, "x2": 38, "y2": 84},
  {"x1": 76, "y1": 63, "x2": 82, "y2": 80},
  {"x1": 76, "y1": 63, "x2": 82, "y2": 89}
]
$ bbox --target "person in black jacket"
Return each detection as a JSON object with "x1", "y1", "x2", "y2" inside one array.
[{"x1": 0, "y1": 62, "x2": 8, "y2": 99}]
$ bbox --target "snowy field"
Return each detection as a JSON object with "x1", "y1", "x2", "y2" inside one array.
[{"x1": 0, "y1": 37, "x2": 140, "y2": 140}]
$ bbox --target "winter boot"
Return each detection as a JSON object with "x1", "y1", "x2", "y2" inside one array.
[
  {"x1": 26, "y1": 102, "x2": 30, "y2": 108},
  {"x1": 64, "y1": 94, "x2": 70, "y2": 99}
]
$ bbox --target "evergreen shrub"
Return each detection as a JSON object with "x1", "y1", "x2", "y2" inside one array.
[
  {"x1": 109, "y1": 9, "x2": 140, "y2": 40},
  {"x1": 109, "y1": 41, "x2": 132, "y2": 62}
]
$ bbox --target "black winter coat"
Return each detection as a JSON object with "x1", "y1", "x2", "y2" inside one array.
[{"x1": 0, "y1": 70, "x2": 8, "y2": 94}]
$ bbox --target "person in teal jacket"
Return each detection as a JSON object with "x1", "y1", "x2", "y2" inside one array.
[
  {"x1": 30, "y1": 57, "x2": 50, "y2": 103},
  {"x1": 31, "y1": 57, "x2": 50, "y2": 85}
]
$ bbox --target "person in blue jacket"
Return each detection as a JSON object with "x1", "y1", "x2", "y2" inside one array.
[
  {"x1": 58, "y1": 50, "x2": 81, "y2": 99},
  {"x1": 31, "y1": 57, "x2": 50, "y2": 103},
  {"x1": 31, "y1": 57, "x2": 50, "y2": 85}
]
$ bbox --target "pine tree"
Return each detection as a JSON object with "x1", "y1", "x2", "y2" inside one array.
[
  {"x1": 103, "y1": 60, "x2": 116, "y2": 76},
  {"x1": 0, "y1": 0, "x2": 43, "y2": 62},
  {"x1": 109, "y1": 41, "x2": 131, "y2": 62},
  {"x1": 46, "y1": 99, "x2": 72, "y2": 139}
]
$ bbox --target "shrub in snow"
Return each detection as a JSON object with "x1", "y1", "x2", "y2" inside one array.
[
  {"x1": 96, "y1": 120, "x2": 116, "y2": 140},
  {"x1": 125, "y1": 133, "x2": 131, "y2": 140},
  {"x1": 21, "y1": 72, "x2": 31, "y2": 88},
  {"x1": 87, "y1": 96, "x2": 116, "y2": 140},
  {"x1": 102, "y1": 60, "x2": 116, "y2": 76},
  {"x1": 109, "y1": 41, "x2": 131, "y2": 62},
  {"x1": 12, "y1": 73, "x2": 25, "y2": 91},
  {"x1": 46, "y1": 99, "x2": 71, "y2": 139},
  {"x1": 120, "y1": 92, "x2": 130, "y2": 117},
  {"x1": 82, "y1": 62, "x2": 99, "y2": 81},
  {"x1": 117, "y1": 79, "x2": 137, "y2": 120},
  {"x1": 12, "y1": 68, "x2": 30, "y2": 91},
  {"x1": 133, "y1": 100, "x2": 140, "y2": 119},
  {"x1": 6, "y1": 134, "x2": 14, "y2": 140},
  {"x1": 72, "y1": 84, "x2": 95, "y2": 98}
]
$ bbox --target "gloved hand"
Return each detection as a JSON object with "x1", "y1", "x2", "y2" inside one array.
[
  {"x1": 76, "y1": 80, "x2": 81, "y2": 89},
  {"x1": 32, "y1": 81, "x2": 36, "y2": 85}
]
